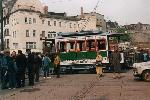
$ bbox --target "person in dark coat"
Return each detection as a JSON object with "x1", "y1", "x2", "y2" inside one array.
[
  {"x1": 34, "y1": 52, "x2": 42, "y2": 82},
  {"x1": 111, "y1": 46, "x2": 122, "y2": 79},
  {"x1": 26, "y1": 49, "x2": 35, "y2": 86},
  {"x1": 0, "y1": 51, "x2": 9, "y2": 89},
  {"x1": 16, "y1": 50, "x2": 27, "y2": 88},
  {"x1": 5, "y1": 51, "x2": 17, "y2": 89}
]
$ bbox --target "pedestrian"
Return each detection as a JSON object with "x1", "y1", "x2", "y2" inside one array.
[
  {"x1": 111, "y1": 46, "x2": 122, "y2": 79},
  {"x1": 16, "y1": 50, "x2": 27, "y2": 88},
  {"x1": 143, "y1": 51, "x2": 149, "y2": 62},
  {"x1": 42, "y1": 53, "x2": 51, "y2": 78},
  {"x1": 54, "y1": 53, "x2": 61, "y2": 78},
  {"x1": 139, "y1": 49, "x2": 144, "y2": 62},
  {"x1": 5, "y1": 51, "x2": 17, "y2": 89},
  {"x1": 0, "y1": 51, "x2": 9, "y2": 89},
  {"x1": 34, "y1": 52, "x2": 42, "y2": 82},
  {"x1": 95, "y1": 52, "x2": 103, "y2": 78},
  {"x1": 26, "y1": 49, "x2": 35, "y2": 86}
]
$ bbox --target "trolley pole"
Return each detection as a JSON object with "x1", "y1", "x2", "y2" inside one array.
[{"x1": 0, "y1": 0, "x2": 4, "y2": 50}]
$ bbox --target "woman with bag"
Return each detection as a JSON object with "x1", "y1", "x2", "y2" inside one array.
[{"x1": 96, "y1": 52, "x2": 103, "y2": 78}]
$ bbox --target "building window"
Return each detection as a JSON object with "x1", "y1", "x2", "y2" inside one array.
[
  {"x1": 48, "y1": 34, "x2": 50, "y2": 38},
  {"x1": 59, "y1": 22, "x2": 61, "y2": 27},
  {"x1": 74, "y1": 24, "x2": 76, "y2": 28},
  {"x1": 33, "y1": 18, "x2": 36, "y2": 23},
  {"x1": 7, "y1": 29, "x2": 9, "y2": 36},
  {"x1": 42, "y1": 31, "x2": 45, "y2": 37},
  {"x1": 13, "y1": 31, "x2": 16, "y2": 38},
  {"x1": 78, "y1": 24, "x2": 80, "y2": 28},
  {"x1": 48, "y1": 34, "x2": 53, "y2": 38},
  {"x1": 4, "y1": 19, "x2": 6, "y2": 26},
  {"x1": 26, "y1": 30, "x2": 29, "y2": 37},
  {"x1": 13, "y1": 43, "x2": 18, "y2": 49},
  {"x1": 54, "y1": 21, "x2": 56, "y2": 26},
  {"x1": 70, "y1": 23, "x2": 72, "y2": 28},
  {"x1": 48, "y1": 21, "x2": 51, "y2": 26},
  {"x1": 42, "y1": 20, "x2": 45, "y2": 24},
  {"x1": 7, "y1": 18, "x2": 9, "y2": 24},
  {"x1": 29, "y1": 18, "x2": 32, "y2": 24},
  {"x1": 33, "y1": 30, "x2": 36, "y2": 37},
  {"x1": 25, "y1": 17, "x2": 27, "y2": 23},
  {"x1": 4, "y1": 29, "x2": 9, "y2": 36},
  {"x1": 5, "y1": 39, "x2": 9, "y2": 49},
  {"x1": 26, "y1": 42, "x2": 36, "y2": 49},
  {"x1": 53, "y1": 34, "x2": 56, "y2": 37}
]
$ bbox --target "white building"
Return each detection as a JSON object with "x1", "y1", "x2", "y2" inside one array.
[{"x1": 3, "y1": 0, "x2": 97, "y2": 53}]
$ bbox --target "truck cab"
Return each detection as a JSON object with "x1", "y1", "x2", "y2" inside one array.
[{"x1": 133, "y1": 62, "x2": 150, "y2": 82}]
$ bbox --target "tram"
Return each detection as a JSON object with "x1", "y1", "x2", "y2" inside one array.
[{"x1": 50, "y1": 31, "x2": 122, "y2": 73}]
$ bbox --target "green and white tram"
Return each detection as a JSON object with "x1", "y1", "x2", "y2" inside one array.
[{"x1": 51, "y1": 31, "x2": 121, "y2": 73}]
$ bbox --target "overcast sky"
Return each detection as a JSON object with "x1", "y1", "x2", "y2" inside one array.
[{"x1": 40, "y1": 0, "x2": 150, "y2": 25}]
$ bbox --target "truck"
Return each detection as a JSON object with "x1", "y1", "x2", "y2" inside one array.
[{"x1": 133, "y1": 62, "x2": 150, "y2": 82}]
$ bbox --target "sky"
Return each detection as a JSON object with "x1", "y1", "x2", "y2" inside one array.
[{"x1": 40, "y1": 0, "x2": 150, "y2": 25}]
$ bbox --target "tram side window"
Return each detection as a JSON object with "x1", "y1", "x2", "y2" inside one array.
[
  {"x1": 98, "y1": 39, "x2": 106, "y2": 50},
  {"x1": 70, "y1": 42, "x2": 74, "y2": 49},
  {"x1": 68, "y1": 42, "x2": 75, "y2": 52},
  {"x1": 79, "y1": 42, "x2": 83, "y2": 51},
  {"x1": 77, "y1": 41, "x2": 84, "y2": 51},
  {"x1": 60, "y1": 42, "x2": 65, "y2": 52},
  {"x1": 87, "y1": 40, "x2": 95, "y2": 51}
]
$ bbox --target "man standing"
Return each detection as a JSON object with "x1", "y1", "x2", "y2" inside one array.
[
  {"x1": 54, "y1": 53, "x2": 61, "y2": 78},
  {"x1": 34, "y1": 52, "x2": 42, "y2": 82},
  {"x1": 16, "y1": 50, "x2": 27, "y2": 88},
  {"x1": 26, "y1": 49, "x2": 35, "y2": 86},
  {"x1": 6, "y1": 51, "x2": 16, "y2": 89},
  {"x1": 0, "y1": 51, "x2": 8, "y2": 89},
  {"x1": 111, "y1": 46, "x2": 122, "y2": 79}
]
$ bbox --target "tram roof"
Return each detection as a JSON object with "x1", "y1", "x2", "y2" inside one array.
[{"x1": 58, "y1": 31, "x2": 124, "y2": 37}]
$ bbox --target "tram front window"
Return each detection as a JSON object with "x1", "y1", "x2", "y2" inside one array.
[{"x1": 98, "y1": 39, "x2": 106, "y2": 50}]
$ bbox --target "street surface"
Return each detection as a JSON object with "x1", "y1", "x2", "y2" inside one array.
[{"x1": 0, "y1": 70, "x2": 150, "y2": 100}]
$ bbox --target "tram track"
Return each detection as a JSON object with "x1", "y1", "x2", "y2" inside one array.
[{"x1": 69, "y1": 77, "x2": 99, "y2": 100}]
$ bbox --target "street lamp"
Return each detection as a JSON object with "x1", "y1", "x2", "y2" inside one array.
[
  {"x1": 40, "y1": 36, "x2": 48, "y2": 54},
  {"x1": 0, "y1": 0, "x2": 4, "y2": 50}
]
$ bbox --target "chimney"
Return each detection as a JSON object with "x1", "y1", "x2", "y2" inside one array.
[
  {"x1": 81, "y1": 6, "x2": 84, "y2": 18},
  {"x1": 43, "y1": 6, "x2": 48, "y2": 14}
]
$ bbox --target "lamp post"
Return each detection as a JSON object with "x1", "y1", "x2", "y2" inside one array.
[
  {"x1": 0, "y1": 0, "x2": 4, "y2": 50},
  {"x1": 40, "y1": 37, "x2": 50, "y2": 54}
]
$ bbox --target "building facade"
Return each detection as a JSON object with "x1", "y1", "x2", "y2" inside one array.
[
  {"x1": 106, "y1": 20, "x2": 119, "y2": 33},
  {"x1": 123, "y1": 22, "x2": 150, "y2": 48},
  {"x1": 3, "y1": 0, "x2": 97, "y2": 53},
  {"x1": 77, "y1": 9, "x2": 107, "y2": 32}
]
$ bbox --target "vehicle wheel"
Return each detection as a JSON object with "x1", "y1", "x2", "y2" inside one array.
[{"x1": 142, "y1": 70, "x2": 150, "y2": 82}]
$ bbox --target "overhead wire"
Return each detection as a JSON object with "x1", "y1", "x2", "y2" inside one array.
[{"x1": 81, "y1": 0, "x2": 102, "y2": 30}]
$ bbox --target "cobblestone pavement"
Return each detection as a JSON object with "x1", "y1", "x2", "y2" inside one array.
[{"x1": 0, "y1": 70, "x2": 150, "y2": 100}]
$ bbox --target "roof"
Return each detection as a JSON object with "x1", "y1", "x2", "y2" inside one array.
[
  {"x1": 59, "y1": 31, "x2": 123, "y2": 37},
  {"x1": 48, "y1": 12, "x2": 66, "y2": 17},
  {"x1": 40, "y1": 14, "x2": 80, "y2": 21}
]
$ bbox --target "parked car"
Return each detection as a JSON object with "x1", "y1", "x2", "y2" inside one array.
[{"x1": 133, "y1": 62, "x2": 150, "y2": 82}]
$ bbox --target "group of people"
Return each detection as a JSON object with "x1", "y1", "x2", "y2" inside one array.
[
  {"x1": 0, "y1": 49, "x2": 61, "y2": 90},
  {"x1": 96, "y1": 46, "x2": 123, "y2": 79}
]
